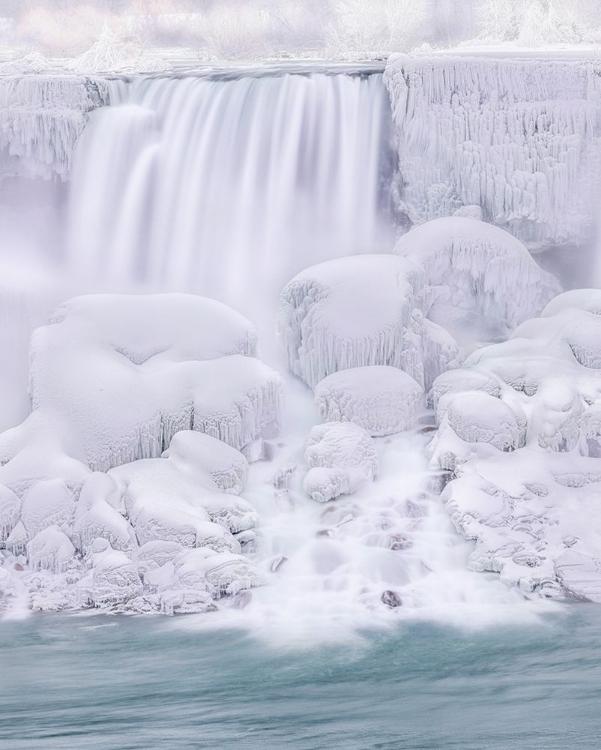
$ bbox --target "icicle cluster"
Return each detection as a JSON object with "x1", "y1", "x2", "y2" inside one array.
[
  {"x1": 0, "y1": 75, "x2": 108, "y2": 180},
  {"x1": 384, "y1": 53, "x2": 601, "y2": 245}
]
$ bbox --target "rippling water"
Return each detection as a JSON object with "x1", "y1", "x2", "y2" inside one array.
[{"x1": 2, "y1": 609, "x2": 601, "y2": 749}]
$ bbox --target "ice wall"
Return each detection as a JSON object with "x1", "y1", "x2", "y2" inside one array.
[
  {"x1": 0, "y1": 75, "x2": 109, "y2": 181},
  {"x1": 384, "y1": 53, "x2": 601, "y2": 246}
]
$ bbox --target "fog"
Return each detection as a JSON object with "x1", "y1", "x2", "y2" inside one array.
[{"x1": 1, "y1": 1, "x2": 600, "y2": 61}]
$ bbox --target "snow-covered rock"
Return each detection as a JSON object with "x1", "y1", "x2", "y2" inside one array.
[
  {"x1": 303, "y1": 422, "x2": 379, "y2": 503},
  {"x1": 430, "y1": 289, "x2": 601, "y2": 601},
  {"x1": 314, "y1": 366, "x2": 424, "y2": 437},
  {"x1": 395, "y1": 217, "x2": 561, "y2": 339},
  {"x1": 278, "y1": 254, "x2": 456, "y2": 390},
  {"x1": 384, "y1": 53, "x2": 601, "y2": 246}
]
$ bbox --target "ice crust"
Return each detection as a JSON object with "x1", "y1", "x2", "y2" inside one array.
[
  {"x1": 0, "y1": 293, "x2": 282, "y2": 614},
  {"x1": 314, "y1": 366, "x2": 424, "y2": 437},
  {"x1": 384, "y1": 53, "x2": 601, "y2": 245},
  {"x1": 430, "y1": 290, "x2": 601, "y2": 601},
  {"x1": 303, "y1": 422, "x2": 379, "y2": 503},
  {"x1": 0, "y1": 75, "x2": 109, "y2": 180}
]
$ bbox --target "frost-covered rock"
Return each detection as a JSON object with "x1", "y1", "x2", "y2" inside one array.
[
  {"x1": 384, "y1": 53, "x2": 601, "y2": 246},
  {"x1": 0, "y1": 484, "x2": 20, "y2": 541},
  {"x1": 303, "y1": 422, "x2": 379, "y2": 503},
  {"x1": 431, "y1": 289, "x2": 601, "y2": 601},
  {"x1": 314, "y1": 366, "x2": 423, "y2": 437},
  {"x1": 395, "y1": 217, "x2": 561, "y2": 339},
  {"x1": 0, "y1": 75, "x2": 109, "y2": 180},
  {"x1": 27, "y1": 527, "x2": 75, "y2": 574},
  {"x1": 278, "y1": 254, "x2": 456, "y2": 390}
]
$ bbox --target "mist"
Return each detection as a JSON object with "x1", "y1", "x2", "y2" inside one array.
[{"x1": 2, "y1": 0, "x2": 601, "y2": 62}]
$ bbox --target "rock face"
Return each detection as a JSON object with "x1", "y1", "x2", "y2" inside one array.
[
  {"x1": 429, "y1": 290, "x2": 601, "y2": 602},
  {"x1": 384, "y1": 53, "x2": 601, "y2": 246},
  {"x1": 303, "y1": 422, "x2": 379, "y2": 503},
  {"x1": 0, "y1": 75, "x2": 109, "y2": 180},
  {"x1": 0, "y1": 293, "x2": 283, "y2": 614},
  {"x1": 314, "y1": 366, "x2": 424, "y2": 437}
]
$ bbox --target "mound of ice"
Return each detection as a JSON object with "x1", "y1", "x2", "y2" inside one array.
[
  {"x1": 278, "y1": 254, "x2": 457, "y2": 390},
  {"x1": 0, "y1": 293, "x2": 278, "y2": 613},
  {"x1": 430, "y1": 289, "x2": 601, "y2": 601},
  {"x1": 395, "y1": 217, "x2": 561, "y2": 339},
  {"x1": 303, "y1": 422, "x2": 379, "y2": 503},
  {"x1": 69, "y1": 27, "x2": 172, "y2": 75},
  {"x1": 314, "y1": 366, "x2": 424, "y2": 437}
]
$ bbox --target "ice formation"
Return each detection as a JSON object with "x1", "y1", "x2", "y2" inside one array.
[
  {"x1": 429, "y1": 290, "x2": 601, "y2": 601},
  {"x1": 0, "y1": 75, "x2": 109, "y2": 180},
  {"x1": 278, "y1": 254, "x2": 457, "y2": 390},
  {"x1": 394, "y1": 217, "x2": 561, "y2": 339},
  {"x1": 314, "y1": 366, "x2": 424, "y2": 437},
  {"x1": 384, "y1": 53, "x2": 601, "y2": 245},
  {"x1": 303, "y1": 423, "x2": 379, "y2": 503},
  {"x1": 0, "y1": 293, "x2": 282, "y2": 613}
]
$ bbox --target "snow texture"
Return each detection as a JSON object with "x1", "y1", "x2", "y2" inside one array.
[
  {"x1": 303, "y1": 422, "x2": 379, "y2": 503},
  {"x1": 314, "y1": 366, "x2": 424, "y2": 437},
  {"x1": 0, "y1": 75, "x2": 109, "y2": 180},
  {"x1": 430, "y1": 289, "x2": 601, "y2": 601},
  {"x1": 384, "y1": 53, "x2": 601, "y2": 246},
  {"x1": 278, "y1": 254, "x2": 457, "y2": 391},
  {"x1": 0, "y1": 293, "x2": 281, "y2": 614}
]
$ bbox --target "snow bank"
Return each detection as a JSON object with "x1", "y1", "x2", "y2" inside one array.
[
  {"x1": 0, "y1": 293, "x2": 280, "y2": 613},
  {"x1": 430, "y1": 289, "x2": 601, "y2": 601},
  {"x1": 395, "y1": 217, "x2": 561, "y2": 339},
  {"x1": 303, "y1": 422, "x2": 379, "y2": 503},
  {"x1": 384, "y1": 53, "x2": 601, "y2": 245},
  {"x1": 0, "y1": 75, "x2": 109, "y2": 180},
  {"x1": 278, "y1": 254, "x2": 457, "y2": 390},
  {"x1": 314, "y1": 366, "x2": 424, "y2": 437}
]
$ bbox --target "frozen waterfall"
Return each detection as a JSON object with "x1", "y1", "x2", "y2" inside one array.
[{"x1": 67, "y1": 69, "x2": 397, "y2": 312}]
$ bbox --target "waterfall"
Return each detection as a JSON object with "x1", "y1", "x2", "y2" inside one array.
[{"x1": 67, "y1": 70, "x2": 397, "y2": 315}]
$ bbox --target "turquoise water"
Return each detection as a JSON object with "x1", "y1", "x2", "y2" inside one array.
[{"x1": 1, "y1": 609, "x2": 601, "y2": 749}]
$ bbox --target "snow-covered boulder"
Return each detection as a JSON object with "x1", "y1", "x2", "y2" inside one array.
[
  {"x1": 303, "y1": 422, "x2": 379, "y2": 503},
  {"x1": 278, "y1": 254, "x2": 456, "y2": 390},
  {"x1": 314, "y1": 366, "x2": 423, "y2": 437},
  {"x1": 0, "y1": 293, "x2": 282, "y2": 488},
  {"x1": 395, "y1": 217, "x2": 561, "y2": 339}
]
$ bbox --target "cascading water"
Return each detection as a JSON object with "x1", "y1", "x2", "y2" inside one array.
[{"x1": 67, "y1": 69, "x2": 397, "y2": 319}]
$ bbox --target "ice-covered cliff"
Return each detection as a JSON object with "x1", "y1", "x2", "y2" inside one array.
[
  {"x1": 0, "y1": 75, "x2": 109, "y2": 180},
  {"x1": 384, "y1": 53, "x2": 601, "y2": 246}
]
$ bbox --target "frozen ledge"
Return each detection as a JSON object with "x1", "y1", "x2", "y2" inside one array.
[{"x1": 384, "y1": 51, "x2": 601, "y2": 246}]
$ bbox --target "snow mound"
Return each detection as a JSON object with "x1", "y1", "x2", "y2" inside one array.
[
  {"x1": 0, "y1": 293, "x2": 277, "y2": 613},
  {"x1": 303, "y1": 422, "x2": 379, "y2": 503},
  {"x1": 314, "y1": 366, "x2": 424, "y2": 437},
  {"x1": 384, "y1": 54, "x2": 601, "y2": 246},
  {"x1": 430, "y1": 290, "x2": 601, "y2": 601},
  {"x1": 69, "y1": 27, "x2": 172, "y2": 75},
  {"x1": 395, "y1": 217, "x2": 561, "y2": 339},
  {"x1": 278, "y1": 254, "x2": 457, "y2": 390}
]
